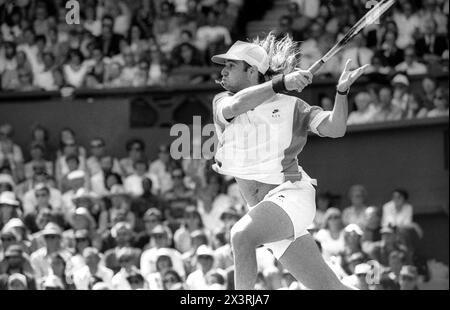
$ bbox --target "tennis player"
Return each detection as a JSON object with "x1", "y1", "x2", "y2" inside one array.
[{"x1": 211, "y1": 34, "x2": 369, "y2": 290}]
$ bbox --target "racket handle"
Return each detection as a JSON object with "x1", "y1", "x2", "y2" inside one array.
[{"x1": 309, "y1": 59, "x2": 325, "y2": 75}]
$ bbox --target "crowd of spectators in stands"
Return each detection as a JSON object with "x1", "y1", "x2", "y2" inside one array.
[
  {"x1": 0, "y1": 0, "x2": 448, "y2": 93},
  {"x1": 0, "y1": 0, "x2": 243, "y2": 91},
  {"x1": 0, "y1": 122, "x2": 449, "y2": 290}
]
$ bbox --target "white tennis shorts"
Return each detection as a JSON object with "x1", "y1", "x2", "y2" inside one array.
[{"x1": 249, "y1": 177, "x2": 317, "y2": 260}]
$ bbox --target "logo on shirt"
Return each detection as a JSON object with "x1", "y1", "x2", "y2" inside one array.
[{"x1": 272, "y1": 109, "x2": 281, "y2": 118}]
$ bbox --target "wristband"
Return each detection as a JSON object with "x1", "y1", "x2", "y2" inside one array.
[
  {"x1": 272, "y1": 74, "x2": 287, "y2": 93},
  {"x1": 337, "y1": 88, "x2": 350, "y2": 96}
]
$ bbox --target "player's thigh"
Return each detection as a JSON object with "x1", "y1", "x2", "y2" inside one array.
[{"x1": 232, "y1": 201, "x2": 295, "y2": 247}]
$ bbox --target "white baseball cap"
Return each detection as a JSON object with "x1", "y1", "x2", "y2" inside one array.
[{"x1": 212, "y1": 41, "x2": 270, "y2": 75}]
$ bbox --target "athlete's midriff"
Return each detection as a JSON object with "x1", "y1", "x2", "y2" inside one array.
[{"x1": 235, "y1": 177, "x2": 279, "y2": 207}]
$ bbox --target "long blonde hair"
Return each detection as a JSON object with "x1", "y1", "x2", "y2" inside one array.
[{"x1": 252, "y1": 32, "x2": 302, "y2": 78}]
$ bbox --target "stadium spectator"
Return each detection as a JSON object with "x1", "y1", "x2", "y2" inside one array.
[
  {"x1": 347, "y1": 92, "x2": 378, "y2": 125},
  {"x1": 372, "y1": 87, "x2": 403, "y2": 122},
  {"x1": 315, "y1": 208, "x2": 345, "y2": 261},
  {"x1": 342, "y1": 263, "x2": 370, "y2": 290},
  {"x1": 382, "y1": 189, "x2": 413, "y2": 228},
  {"x1": 195, "y1": 10, "x2": 232, "y2": 53},
  {"x1": 367, "y1": 226, "x2": 404, "y2": 267},
  {"x1": 120, "y1": 139, "x2": 146, "y2": 177},
  {"x1": 393, "y1": 2, "x2": 422, "y2": 49},
  {"x1": 395, "y1": 46, "x2": 428, "y2": 75},
  {"x1": 73, "y1": 247, "x2": 113, "y2": 290},
  {"x1": 399, "y1": 265, "x2": 420, "y2": 290},
  {"x1": 0, "y1": 244, "x2": 36, "y2": 290},
  {"x1": 174, "y1": 206, "x2": 207, "y2": 253},
  {"x1": 415, "y1": 18, "x2": 449, "y2": 61},
  {"x1": 427, "y1": 87, "x2": 449, "y2": 117},
  {"x1": 162, "y1": 269, "x2": 185, "y2": 290},
  {"x1": 0, "y1": 191, "x2": 21, "y2": 231},
  {"x1": 146, "y1": 249, "x2": 174, "y2": 289},
  {"x1": 403, "y1": 93, "x2": 429, "y2": 119},
  {"x1": 185, "y1": 245, "x2": 217, "y2": 289},
  {"x1": 342, "y1": 185, "x2": 371, "y2": 228}
]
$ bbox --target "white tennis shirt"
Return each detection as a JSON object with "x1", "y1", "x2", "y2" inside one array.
[{"x1": 212, "y1": 91, "x2": 330, "y2": 185}]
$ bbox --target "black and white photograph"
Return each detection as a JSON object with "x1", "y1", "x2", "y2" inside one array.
[{"x1": 0, "y1": 0, "x2": 448, "y2": 294}]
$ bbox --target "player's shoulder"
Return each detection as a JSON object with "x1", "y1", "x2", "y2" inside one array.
[{"x1": 213, "y1": 91, "x2": 233, "y2": 103}]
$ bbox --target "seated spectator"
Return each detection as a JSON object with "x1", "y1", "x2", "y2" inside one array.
[
  {"x1": 153, "y1": 1, "x2": 180, "y2": 55},
  {"x1": 69, "y1": 229, "x2": 92, "y2": 272},
  {"x1": 120, "y1": 139, "x2": 146, "y2": 177},
  {"x1": 382, "y1": 189, "x2": 413, "y2": 229},
  {"x1": 174, "y1": 206, "x2": 208, "y2": 254},
  {"x1": 124, "y1": 160, "x2": 159, "y2": 197},
  {"x1": 376, "y1": 30, "x2": 405, "y2": 68},
  {"x1": 337, "y1": 224, "x2": 368, "y2": 275},
  {"x1": 102, "y1": 222, "x2": 139, "y2": 274},
  {"x1": 0, "y1": 41, "x2": 18, "y2": 78},
  {"x1": 73, "y1": 247, "x2": 113, "y2": 290},
  {"x1": 414, "y1": 18, "x2": 449, "y2": 62},
  {"x1": 29, "y1": 125, "x2": 54, "y2": 162},
  {"x1": 96, "y1": 15, "x2": 124, "y2": 58},
  {"x1": 1, "y1": 218, "x2": 32, "y2": 254},
  {"x1": 372, "y1": 87, "x2": 403, "y2": 122},
  {"x1": 134, "y1": 208, "x2": 163, "y2": 250},
  {"x1": 339, "y1": 34, "x2": 373, "y2": 72},
  {"x1": 420, "y1": 76, "x2": 438, "y2": 111},
  {"x1": 21, "y1": 172, "x2": 63, "y2": 216},
  {"x1": 149, "y1": 145, "x2": 178, "y2": 194},
  {"x1": 61, "y1": 171, "x2": 89, "y2": 220},
  {"x1": 0, "y1": 123, "x2": 24, "y2": 182},
  {"x1": 86, "y1": 138, "x2": 121, "y2": 178},
  {"x1": 361, "y1": 207, "x2": 382, "y2": 250},
  {"x1": 404, "y1": 93, "x2": 429, "y2": 119},
  {"x1": 132, "y1": 59, "x2": 150, "y2": 87},
  {"x1": 0, "y1": 191, "x2": 21, "y2": 230},
  {"x1": 395, "y1": 46, "x2": 428, "y2": 76},
  {"x1": 391, "y1": 74, "x2": 412, "y2": 112},
  {"x1": 63, "y1": 207, "x2": 101, "y2": 250},
  {"x1": 185, "y1": 245, "x2": 219, "y2": 290},
  {"x1": 146, "y1": 249, "x2": 175, "y2": 290},
  {"x1": 182, "y1": 230, "x2": 210, "y2": 275},
  {"x1": 126, "y1": 270, "x2": 147, "y2": 290},
  {"x1": 98, "y1": 192, "x2": 136, "y2": 234},
  {"x1": 427, "y1": 87, "x2": 449, "y2": 117},
  {"x1": 195, "y1": 10, "x2": 232, "y2": 53},
  {"x1": 62, "y1": 49, "x2": 95, "y2": 88},
  {"x1": 0, "y1": 7, "x2": 22, "y2": 42},
  {"x1": 367, "y1": 226, "x2": 405, "y2": 267},
  {"x1": 140, "y1": 224, "x2": 185, "y2": 278},
  {"x1": 342, "y1": 263, "x2": 371, "y2": 290},
  {"x1": 90, "y1": 156, "x2": 122, "y2": 196},
  {"x1": 342, "y1": 185, "x2": 371, "y2": 228},
  {"x1": 27, "y1": 208, "x2": 54, "y2": 252},
  {"x1": 347, "y1": 92, "x2": 378, "y2": 125},
  {"x1": 83, "y1": 5, "x2": 102, "y2": 37},
  {"x1": 0, "y1": 244, "x2": 36, "y2": 290},
  {"x1": 274, "y1": 15, "x2": 303, "y2": 42},
  {"x1": 111, "y1": 247, "x2": 142, "y2": 290},
  {"x1": 29, "y1": 223, "x2": 72, "y2": 283},
  {"x1": 162, "y1": 269, "x2": 185, "y2": 290},
  {"x1": 393, "y1": 2, "x2": 421, "y2": 49},
  {"x1": 315, "y1": 208, "x2": 345, "y2": 261},
  {"x1": 399, "y1": 265, "x2": 420, "y2": 290},
  {"x1": 48, "y1": 252, "x2": 76, "y2": 290},
  {"x1": 386, "y1": 250, "x2": 407, "y2": 287},
  {"x1": 24, "y1": 143, "x2": 53, "y2": 181}
]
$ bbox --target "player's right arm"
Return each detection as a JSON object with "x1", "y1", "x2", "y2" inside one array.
[{"x1": 220, "y1": 70, "x2": 313, "y2": 121}]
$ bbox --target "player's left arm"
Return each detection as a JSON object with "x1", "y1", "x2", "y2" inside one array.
[{"x1": 316, "y1": 59, "x2": 370, "y2": 138}]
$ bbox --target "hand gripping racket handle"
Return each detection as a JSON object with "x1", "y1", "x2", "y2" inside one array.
[{"x1": 308, "y1": 59, "x2": 326, "y2": 75}]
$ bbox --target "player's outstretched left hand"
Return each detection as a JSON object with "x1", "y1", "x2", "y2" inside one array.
[{"x1": 337, "y1": 59, "x2": 370, "y2": 93}]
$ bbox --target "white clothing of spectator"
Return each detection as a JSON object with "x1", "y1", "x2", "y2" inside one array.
[
  {"x1": 347, "y1": 92, "x2": 378, "y2": 125},
  {"x1": 73, "y1": 264, "x2": 114, "y2": 290},
  {"x1": 382, "y1": 191, "x2": 413, "y2": 228},
  {"x1": 393, "y1": 8, "x2": 422, "y2": 49},
  {"x1": 395, "y1": 61, "x2": 428, "y2": 76},
  {"x1": 197, "y1": 193, "x2": 233, "y2": 233},
  {"x1": 315, "y1": 229, "x2": 345, "y2": 261},
  {"x1": 195, "y1": 21, "x2": 232, "y2": 51},
  {"x1": 63, "y1": 60, "x2": 95, "y2": 88},
  {"x1": 22, "y1": 186, "x2": 63, "y2": 214},
  {"x1": 140, "y1": 247, "x2": 185, "y2": 279}
]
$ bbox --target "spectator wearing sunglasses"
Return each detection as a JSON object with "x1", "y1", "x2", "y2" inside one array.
[
  {"x1": 140, "y1": 224, "x2": 185, "y2": 279},
  {"x1": 29, "y1": 223, "x2": 72, "y2": 282},
  {"x1": 86, "y1": 138, "x2": 121, "y2": 178}
]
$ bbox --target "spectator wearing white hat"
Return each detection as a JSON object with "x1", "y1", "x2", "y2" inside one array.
[
  {"x1": 342, "y1": 263, "x2": 371, "y2": 290},
  {"x1": 140, "y1": 224, "x2": 185, "y2": 279},
  {"x1": 61, "y1": 171, "x2": 88, "y2": 220},
  {"x1": 29, "y1": 223, "x2": 72, "y2": 282},
  {"x1": 391, "y1": 74, "x2": 412, "y2": 112},
  {"x1": 63, "y1": 207, "x2": 101, "y2": 251},
  {"x1": 185, "y1": 245, "x2": 218, "y2": 290},
  {"x1": 73, "y1": 247, "x2": 113, "y2": 290},
  {"x1": 1, "y1": 218, "x2": 31, "y2": 253},
  {"x1": 41, "y1": 274, "x2": 65, "y2": 290},
  {"x1": 0, "y1": 191, "x2": 21, "y2": 231},
  {"x1": 6, "y1": 272, "x2": 29, "y2": 290},
  {"x1": 111, "y1": 247, "x2": 142, "y2": 290},
  {"x1": 0, "y1": 173, "x2": 15, "y2": 194},
  {"x1": 0, "y1": 244, "x2": 36, "y2": 289}
]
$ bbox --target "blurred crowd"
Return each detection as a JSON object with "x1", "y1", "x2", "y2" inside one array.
[
  {"x1": 0, "y1": 0, "x2": 448, "y2": 93},
  {"x1": 0, "y1": 0, "x2": 242, "y2": 91},
  {"x1": 0, "y1": 123, "x2": 449, "y2": 290}
]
